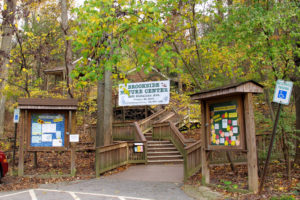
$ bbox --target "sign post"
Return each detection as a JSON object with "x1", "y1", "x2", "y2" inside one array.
[
  {"x1": 13, "y1": 108, "x2": 20, "y2": 169},
  {"x1": 259, "y1": 80, "x2": 293, "y2": 193}
]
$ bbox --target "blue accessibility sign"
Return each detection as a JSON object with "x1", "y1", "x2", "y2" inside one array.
[
  {"x1": 277, "y1": 90, "x2": 287, "y2": 100},
  {"x1": 273, "y1": 80, "x2": 293, "y2": 105}
]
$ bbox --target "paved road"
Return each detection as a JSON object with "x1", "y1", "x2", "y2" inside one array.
[{"x1": 0, "y1": 165, "x2": 194, "y2": 200}]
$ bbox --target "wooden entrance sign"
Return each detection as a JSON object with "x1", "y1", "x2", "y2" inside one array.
[
  {"x1": 190, "y1": 81, "x2": 263, "y2": 193},
  {"x1": 17, "y1": 98, "x2": 78, "y2": 176}
]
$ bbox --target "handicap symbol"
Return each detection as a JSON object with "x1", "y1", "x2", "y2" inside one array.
[{"x1": 277, "y1": 90, "x2": 287, "y2": 99}]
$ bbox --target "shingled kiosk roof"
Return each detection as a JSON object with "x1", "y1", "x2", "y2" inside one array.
[
  {"x1": 18, "y1": 98, "x2": 78, "y2": 110},
  {"x1": 43, "y1": 67, "x2": 65, "y2": 75},
  {"x1": 190, "y1": 80, "x2": 264, "y2": 101}
]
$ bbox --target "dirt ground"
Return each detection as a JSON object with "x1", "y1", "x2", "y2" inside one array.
[{"x1": 187, "y1": 162, "x2": 299, "y2": 199}]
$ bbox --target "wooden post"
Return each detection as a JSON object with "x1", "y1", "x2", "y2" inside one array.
[
  {"x1": 70, "y1": 148, "x2": 76, "y2": 176},
  {"x1": 69, "y1": 111, "x2": 76, "y2": 176},
  {"x1": 12, "y1": 123, "x2": 17, "y2": 169},
  {"x1": 33, "y1": 152, "x2": 38, "y2": 168},
  {"x1": 95, "y1": 148, "x2": 100, "y2": 177},
  {"x1": 18, "y1": 110, "x2": 26, "y2": 176},
  {"x1": 244, "y1": 93, "x2": 259, "y2": 193},
  {"x1": 200, "y1": 101, "x2": 209, "y2": 184}
]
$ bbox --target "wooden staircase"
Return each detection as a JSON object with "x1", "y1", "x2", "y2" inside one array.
[
  {"x1": 145, "y1": 130, "x2": 183, "y2": 164},
  {"x1": 138, "y1": 100, "x2": 194, "y2": 165}
]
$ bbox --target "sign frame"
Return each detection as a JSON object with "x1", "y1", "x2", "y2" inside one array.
[
  {"x1": 273, "y1": 80, "x2": 293, "y2": 105},
  {"x1": 26, "y1": 110, "x2": 70, "y2": 151},
  {"x1": 119, "y1": 80, "x2": 170, "y2": 106},
  {"x1": 14, "y1": 108, "x2": 20, "y2": 123},
  {"x1": 206, "y1": 95, "x2": 245, "y2": 150}
]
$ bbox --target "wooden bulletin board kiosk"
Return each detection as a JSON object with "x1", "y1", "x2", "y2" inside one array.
[
  {"x1": 17, "y1": 98, "x2": 78, "y2": 176},
  {"x1": 190, "y1": 81, "x2": 263, "y2": 193}
]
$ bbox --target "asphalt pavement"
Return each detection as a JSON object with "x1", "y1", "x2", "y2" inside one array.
[{"x1": 0, "y1": 165, "x2": 195, "y2": 200}]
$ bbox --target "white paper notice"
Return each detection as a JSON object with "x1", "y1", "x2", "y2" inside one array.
[
  {"x1": 32, "y1": 123, "x2": 42, "y2": 135},
  {"x1": 214, "y1": 124, "x2": 219, "y2": 130},
  {"x1": 42, "y1": 124, "x2": 56, "y2": 133},
  {"x1": 220, "y1": 138, "x2": 225, "y2": 144},
  {"x1": 42, "y1": 134, "x2": 52, "y2": 142},
  {"x1": 222, "y1": 119, "x2": 228, "y2": 128},
  {"x1": 32, "y1": 136, "x2": 42, "y2": 143},
  {"x1": 225, "y1": 132, "x2": 230, "y2": 137},
  {"x1": 69, "y1": 134, "x2": 79, "y2": 142},
  {"x1": 233, "y1": 127, "x2": 238, "y2": 134},
  {"x1": 231, "y1": 136, "x2": 236, "y2": 141},
  {"x1": 56, "y1": 131, "x2": 62, "y2": 139},
  {"x1": 232, "y1": 120, "x2": 238, "y2": 126},
  {"x1": 53, "y1": 139, "x2": 62, "y2": 147}
]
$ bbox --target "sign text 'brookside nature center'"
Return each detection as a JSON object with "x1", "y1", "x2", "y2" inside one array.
[{"x1": 119, "y1": 80, "x2": 170, "y2": 106}]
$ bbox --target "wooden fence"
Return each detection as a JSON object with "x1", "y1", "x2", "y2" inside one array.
[
  {"x1": 96, "y1": 122, "x2": 147, "y2": 176},
  {"x1": 112, "y1": 122, "x2": 136, "y2": 141},
  {"x1": 152, "y1": 121, "x2": 201, "y2": 180}
]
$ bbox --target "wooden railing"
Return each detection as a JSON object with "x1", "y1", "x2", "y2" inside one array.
[
  {"x1": 112, "y1": 122, "x2": 136, "y2": 141},
  {"x1": 139, "y1": 109, "x2": 167, "y2": 133},
  {"x1": 152, "y1": 121, "x2": 202, "y2": 180},
  {"x1": 95, "y1": 140, "x2": 147, "y2": 176},
  {"x1": 95, "y1": 142, "x2": 128, "y2": 175},
  {"x1": 184, "y1": 141, "x2": 202, "y2": 179}
]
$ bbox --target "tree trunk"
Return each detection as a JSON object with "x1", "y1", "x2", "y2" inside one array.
[
  {"x1": 60, "y1": 0, "x2": 73, "y2": 98},
  {"x1": 103, "y1": 70, "x2": 113, "y2": 145},
  {"x1": 0, "y1": 0, "x2": 17, "y2": 136},
  {"x1": 96, "y1": 79, "x2": 105, "y2": 147},
  {"x1": 96, "y1": 70, "x2": 113, "y2": 147}
]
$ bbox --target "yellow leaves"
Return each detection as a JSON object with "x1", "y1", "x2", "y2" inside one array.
[
  {"x1": 205, "y1": 74, "x2": 209, "y2": 80},
  {"x1": 25, "y1": 32, "x2": 34, "y2": 37},
  {"x1": 22, "y1": 68, "x2": 28, "y2": 73},
  {"x1": 36, "y1": 16, "x2": 40, "y2": 22},
  {"x1": 81, "y1": 81, "x2": 88, "y2": 86},
  {"x1": 15, "y1": 23, "x2": 18, "y2": 29},
  {"x1": 124, "y1": 78, "x2": 128, "y2": 85},
  {"x1": 3, "y1": 4, "x2": 7, "y2": 10},
  {"x1": 111, "y1": 74, "x2": 118, "y2": 79}
]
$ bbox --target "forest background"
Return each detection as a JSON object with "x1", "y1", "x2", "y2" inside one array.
[{"x1": 0, "y1": 0, "x2": 299, "y2": 197}]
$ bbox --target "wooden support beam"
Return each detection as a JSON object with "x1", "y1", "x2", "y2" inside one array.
[
  {"x1": 244, "y1": 93, "x2": 259, "y2": 193},
  {"x1": 18, "y1": 110, "x2": 27, "y2": 176},
  {"x1": 69, "y1": 110, "x2": 76, "y2": 176},
  {"x1": 33, "y1": 152, "x2": 38, "y2": 168},
  {"x1": 201, "y1": 101, "x2": 210, "y2": 184}
]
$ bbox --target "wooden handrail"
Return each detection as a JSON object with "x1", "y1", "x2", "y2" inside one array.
[
  {"x1": 139, "y1": 109, "x2": 167, "y2": 125},
  {"x1": 185, "y1": 140, "x2": 201, "y2": 153},
  {"x1": 134, "y1": 122, "x2": 147, "y2": 142},
  {"x1": 96, "y1": 141, "x2": 127, "y2": 153},
  {"x1": 169, "y1": 121, "x2": 188, "y2": 145}
]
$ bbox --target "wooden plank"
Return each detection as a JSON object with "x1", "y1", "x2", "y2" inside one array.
[
  {"x1": 201, "y1": 101, "x2": 210, "y2": 184},
  {"x1": 69, "y1": 111, "x2": 76, "y2": 176},
  {"x1": 97, "y1": 142, "x2": 128, "y2": 153},
  {"x1": 244, "y1": 93, "x2": 259, "y2": 193},
  {"x1": 18, "y1": 110, "x2": 26, "y2": 176}
]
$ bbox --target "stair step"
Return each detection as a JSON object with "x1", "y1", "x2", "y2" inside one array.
[
  {"x1": 147, "y1": 159, "x2": 183, "y2": 164},
  {"x1": 148, "y1": 147, "x2": 177, "y2": 152},
  {"x1": 148, "y1": 155, "x2": 183, "y2": 160},
  {"x1": 148, "y1": 143, "x2": 174, "y2": 147},
  {"x1": 147, "y1": 140, "x2": 171, "y2": 144},
  {"x1": 148, "y1": 151, "x2": 180, "y2": 156}
]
